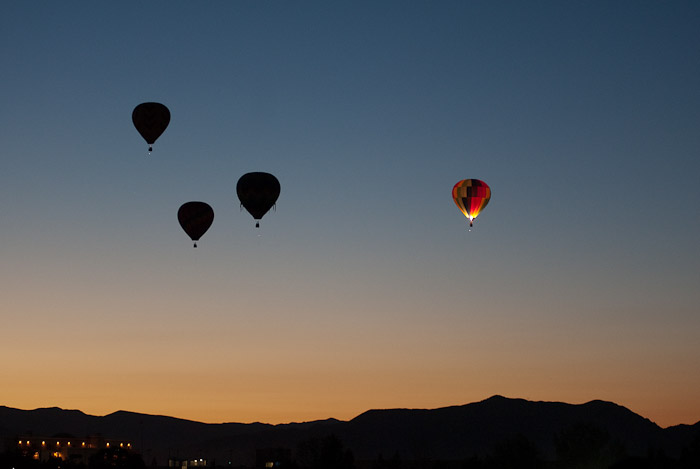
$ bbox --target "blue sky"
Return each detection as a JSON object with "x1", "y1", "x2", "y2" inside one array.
[{"x1": 1, "y1": 1, "x2": 699, "y2": 426}]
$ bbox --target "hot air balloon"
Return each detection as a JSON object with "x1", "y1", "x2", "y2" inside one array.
[
  {"x1": 132, "y1": 102, "x2": 170, "y2": 153},
  {"x1": 452, "y1": 179, "x2": 491, "y2": 228},
  {"x1": 236, "y1": 172, "x2": 280, "y2": 228},
  {"x1": 178, "y1": 201, "x2": 214, "y2": 247}
]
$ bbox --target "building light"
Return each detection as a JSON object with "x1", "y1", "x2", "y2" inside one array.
[
  {"x1": 106, "y1": 443, "x2": 110, "y2": 448},
  {"x1": 26, "y1": 441, "x2": 30, "y2": 445},
  {"x1": 42, "y1": 442, "x2": 46, "y2": 446}
]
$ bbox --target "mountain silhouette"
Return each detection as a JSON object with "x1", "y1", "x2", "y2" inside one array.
[{"x1": 2, "y1": 396, "x2": 699, "y2": 467}]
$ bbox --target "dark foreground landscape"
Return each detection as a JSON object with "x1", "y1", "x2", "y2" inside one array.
[{"x1": 2, "y1": 396, "x2": 700, "y2": 468}]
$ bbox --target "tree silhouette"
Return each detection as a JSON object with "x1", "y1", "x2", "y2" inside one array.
[
  {"x1": 461, "y1": 454, "x2": 485, "y2": 469},
  {"x1": 371, "y1": 451, "x2": 401, "y2": 469},
  {"x1": 0, "y1": 448, "x2": 39, "y2": 469},
  {"x1": 679, "y1": 432, "x2": 700, "y2": 468},
  {"x1": 0, "y1": 450, "x2": 84, "y2": 469},
  {"x1": 487, "y1": 433, "x2": 543, "y2": 469},
  {"x1": 88, "y1": 448, "x2": 145, "y2": 469},
  {"x1": 294, "y1": 434, "x2": 354, "y2": 469},
  {"x1": 554, "y1": 422, "x2": 625, "y2": 469}
]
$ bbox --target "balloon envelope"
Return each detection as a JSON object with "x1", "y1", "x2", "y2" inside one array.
[
  {"x1": 132, "y1": 102, "x2": 170, "y2": 150},
  {"x1": 236, "y1": 172, "x2": 280, "y2": 227},
  {"x1": 452, "y1": 179, "x2": 491, "y2": 227},
  {"x1": 178, "y1": 201, "x2": 214, "y2": 247}
]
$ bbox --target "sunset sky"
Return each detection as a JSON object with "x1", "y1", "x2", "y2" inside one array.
[{"x1": 1, "y1": 1, "x2": 699, "y2": 428}]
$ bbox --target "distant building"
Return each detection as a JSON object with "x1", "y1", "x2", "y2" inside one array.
[
  {"x1": 13, "y1": 435, "x2": 134, "y2": 465},
  {"x1": 168, "y1": 457, "x2": 208, "y2": 469},
  {"x1": 255, "y1": 448, "x2": 291, "y2": 468}
]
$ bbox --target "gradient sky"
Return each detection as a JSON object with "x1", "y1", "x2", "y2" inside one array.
[{"x1": 2, "y1": 1, "x2": 699, "y2": 428}]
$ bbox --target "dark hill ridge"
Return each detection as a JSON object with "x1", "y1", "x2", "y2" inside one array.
[
  {"x1": 341, "y1": 396, "x2": 665, "y2": 460},
  {"x1": 2, "y1": 397, "x2": 699, "y2": 466}
]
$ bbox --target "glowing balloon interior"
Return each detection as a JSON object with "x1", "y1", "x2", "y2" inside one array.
[{"x1": 452, "y1": 179, "x2": 491, "y2": 228}]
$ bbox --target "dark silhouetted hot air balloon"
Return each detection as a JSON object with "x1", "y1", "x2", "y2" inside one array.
[
  {"x1": 178, "y1": 201, "x2": 214, "y2": 247},
  {"x1": 452, "y1": 179, "x2": 491, "y2": 228},
  {"x1": 236, "y1": 172, "x2": 280, "y2": 228},
  {"x1": 132, "y1": 102, "x2": 170, "y2": 153}
]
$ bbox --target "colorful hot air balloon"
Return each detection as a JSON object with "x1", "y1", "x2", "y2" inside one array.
[
  {"x1": 132, "y1": 102, "x2": 170, "y2": 153},
  {"x1": 452, "y1": 179, "x2": 491, "y2": 228},
  {"x1": 178, "y1": 201, "x2": 214, "y2": 247},
  {"x1": 236, "y1": 172, "x2": 280, "y2": 228}
]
